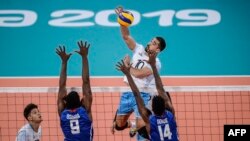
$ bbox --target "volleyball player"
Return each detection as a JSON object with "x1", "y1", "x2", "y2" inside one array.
[
  {"x1": 116, "y1": 51, "x2": 178, "y2": 141},
  {"x1": 56, "y1": 40, "x2": 93, "y2": 141},
  {"x1": 112, "y1": 6, "x2": 168, "y2": 141},
  {"x1": 16, "y1": 103, "x2": 42, "y2": 141}
]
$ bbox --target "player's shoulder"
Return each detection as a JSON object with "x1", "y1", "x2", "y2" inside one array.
[
  {"x1": 165, "y1": 110, "x2": 173, "y2": 116},
  {"x1": 149, "y1": 114, "x2": 158, "y2": 122},
  {"x1": 17, "y1": 124, "x2": 31, "y2": 137},
  {"x1": 17, "y1": 128, "x2": 26, "y2": 135},
  {"x1": 165, "y1": 110, "x2": 175, "y2": 121},
  {"x1": 16, "y1": 129, "x2": 26, "y2": 141},
  {"x1": 133, "y1": 43, "x2": 144, "y2": 52},
  {"x1": 73, "y1": 107, "x2": 88, "y2": 116},
  {"x1": 18, "y1": 124, "x2": 31, "y2": 132},
  {"x1": 78, "y1": 106, "x2": 87, "y2": 111}
]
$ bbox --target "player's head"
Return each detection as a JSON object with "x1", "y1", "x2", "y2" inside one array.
[
  {"x1": 64, "y1": 91, "x2": 81, "y2": 109},
  {"x1": 146, "y1": 36, "x2": 166, "y2": 53},
  {"x1": 23, "y1": 103, "x2": 42, "y2": 123},
  {"x1": 152, "y1": 96, "x2": 165, "y2": 116}
]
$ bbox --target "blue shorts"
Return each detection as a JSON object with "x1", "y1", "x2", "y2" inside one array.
[{"x1": 117, "y1": 92, "x2": 151, "y2": 118}]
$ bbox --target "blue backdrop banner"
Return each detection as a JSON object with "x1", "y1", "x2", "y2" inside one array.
[{"x1": 0, "y1": 0, "x2": 249, "y2": 76}]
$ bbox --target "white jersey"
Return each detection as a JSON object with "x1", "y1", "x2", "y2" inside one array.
[
  {"x1": 124, "y1": 43, "x2": 161, "y2": 94},
  {"x1": 16, "y1": 123, "x2": 42, "y2": 141}
]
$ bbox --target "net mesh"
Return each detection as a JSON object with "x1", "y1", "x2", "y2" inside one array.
[{"x1": 0, "y1": 86, "x2": 250, "y2": 141}]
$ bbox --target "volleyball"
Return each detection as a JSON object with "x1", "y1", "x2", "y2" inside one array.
[{"x1": 117, "y1": 11, "x2": 134, "y2": 27}]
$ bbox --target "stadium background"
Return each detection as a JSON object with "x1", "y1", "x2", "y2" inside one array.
[
  {"x1": 0, "y1": 0, "x2": 250, "y2": 141},
  {"x1": 0, "y1": 0, "x2": 250, "y2": 76}
]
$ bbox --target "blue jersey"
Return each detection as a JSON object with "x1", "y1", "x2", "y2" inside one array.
[
  {"x1": 149, "y1": 110, "x2": 178, "y2": 141},
  {"x1": 60, "y1": 107, "x2": 93, "y2": 141}
]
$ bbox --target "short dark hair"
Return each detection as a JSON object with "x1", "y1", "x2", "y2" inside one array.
[
  {"x1": 63, "y1": 91, "x2": 81, "y2": 109},
  {"x1": 156, "y1": 36, "x2": 166, "y2": 51},
  {"x1": 24, "y1": 103, "x2": 38, "y2": 120},
  {"x1": 152, "y1": 96, "x2": 165, "y2": 116}
]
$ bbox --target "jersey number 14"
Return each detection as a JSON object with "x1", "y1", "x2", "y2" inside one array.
[{"x1": 158, "y1": 124, "x2": 172, "y2": 140}]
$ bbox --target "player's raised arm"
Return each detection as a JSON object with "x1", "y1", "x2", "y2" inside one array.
[
  {"x1": 116, "y1": 60, "x2": 150, "y2": 132},
  {"x1": 115, "y1": 6, "x2": 136, "y2": 50},
  {"x1": 147, "y1": 51, "x2": 175, "y2": 115},
  {"x1": 75, "y1": 40, "x2": 93, "y2": 121},
  {"x1": 56, "y1": 46, "x2": 72, "y2": 116}
]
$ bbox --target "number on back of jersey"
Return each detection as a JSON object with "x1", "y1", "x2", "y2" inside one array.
[
  {"x1": 70, "y1": 119, "x2": 80, "y2": 134},
  {"x1": 158, "y1": 124, "x2": 172, "y2": 140}
]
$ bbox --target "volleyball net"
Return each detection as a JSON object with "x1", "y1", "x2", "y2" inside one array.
[{"x1": 0, "y1": 86, "x2": 250, "y2": 141}]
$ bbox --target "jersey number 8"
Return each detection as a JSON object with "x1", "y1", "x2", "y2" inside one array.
[{"x1": 70, "y1": 119, "x2": 80, "y2": 134}]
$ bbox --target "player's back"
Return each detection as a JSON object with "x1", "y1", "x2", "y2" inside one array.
[
  {"x1": 60, "y1": 107, "x2": 93, "y2": 141},
  {"x1": 149, "y1": 111, "x2": 178, "y2": 141}
]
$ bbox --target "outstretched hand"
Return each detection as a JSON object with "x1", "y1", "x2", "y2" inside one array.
[
  {"x1": 123, "y1": 54, "x2": 131, "y2": 67},
  {"x1": 56, "y1": 46, "x2": 72, "y2": 63},
  {"x1": 115, "y1": 6, "x2": 123, "y2": 15},
  {"x1": 116, "y1": 60, "x2": 131, "y2": 75},
  {"x1": 146, "y1": 51, "x2": 158, "y2": 66},
  {"x1": 75, "y1": 40, "x2": 90, "y2": 57}
]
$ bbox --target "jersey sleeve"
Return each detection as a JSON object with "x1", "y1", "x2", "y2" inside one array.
[
  {"x1": 16, "y1": 130, "x2": 26, "y2": 141},
  {"x1": 132, "y1": 43, "x2": 144, "y2": 53}
]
